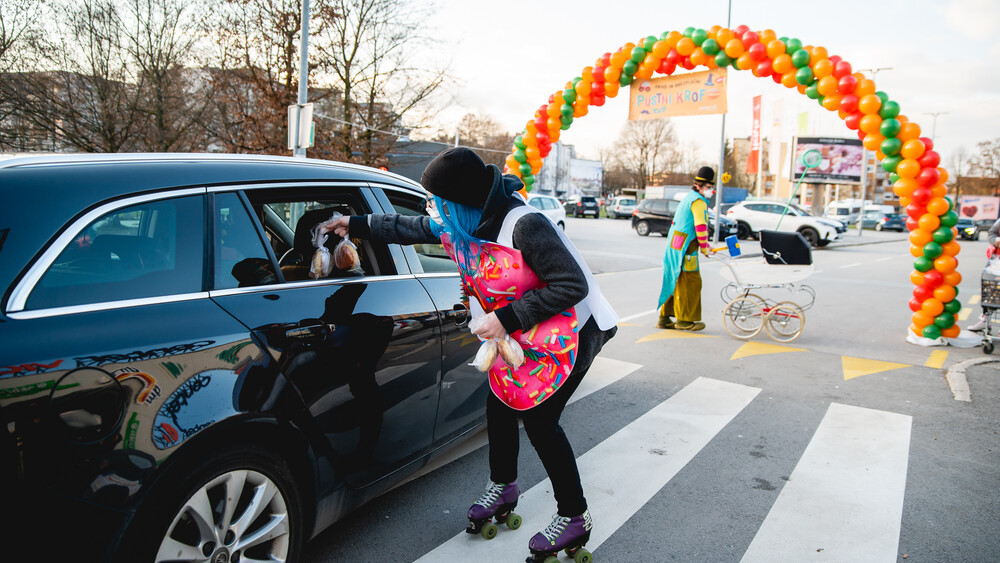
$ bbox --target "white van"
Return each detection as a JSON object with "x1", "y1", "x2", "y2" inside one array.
[{"x1": 825, "y1": 200, "x2": 864, "y2": 225}]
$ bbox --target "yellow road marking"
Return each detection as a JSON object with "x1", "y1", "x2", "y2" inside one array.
[
  {"x1": 730, "y1": 341, "x2": 807, "y2": 360},
  {"x1": 959, "y1": 308, "x2": 973, "y2": 321},
  {"x1": 636, "y1": 330, "x2": 714, "y2": 343},
  {"x1": 969, "y1": 295, "x2": 981, "y2": 305},
  {"x1": 925, "y1": 350, "x2": 948, "y2": 369},
  {"x1": 842, "y1": 356, "x2": 911, "y2": 381}
]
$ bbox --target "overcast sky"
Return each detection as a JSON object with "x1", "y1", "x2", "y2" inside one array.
[{"x1": 421, "y1": 0, "x2": 1000, "y2": 170}]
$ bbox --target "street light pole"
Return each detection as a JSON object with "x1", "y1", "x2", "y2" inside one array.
[
  {"x1": 925, "y1": 112, "x2": 948, "y2": 139},
  {"x1": 293, "y1": 0, "x2": 311, "y2": 158},
  {"x1": 857, "y1": 66, "x2": 893, "y2": 83}
]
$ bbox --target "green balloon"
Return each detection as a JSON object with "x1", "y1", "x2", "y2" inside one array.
[
  {"x1": 701, "y1": 38, "x2": 719, "y2": 55},
  {"x1": 630, "y1": 47, "x2": 646, "y2": 64},
  {"x1": 644, "y1": 36, "x2": 657, "y2": 51},
  {"x1": 518, "y1": 163, "x2": 531, "y2": 176},
  {"x1": 944, "y1": 299, "x2": 963, "y2": 314},
  {"x1": 939, "y1": 211, "x2": 959, "y2": 228},
  {"x1": 514, "y1": 149, "x2": 527, "y2": 164},
  {"x1": 879, "y1": 100, "x2": 900, "y2": 119},
  {"x1": 514, "y1": 136, "x2": 526, "y2": 150},
  {"x1": 715, "y1": 52, "x2": 732, "y2": 67},
  {"x1": 914, "y1": 256, "x2": 933, "y2": 272},
  {"x1": 881, "y1": 137, "x2": 903, "y2": 156},
  {"x1": 945, "y1": 196, "x2": 954, "y2": 211},
  {"x1": 934, "y1": 312, "x2": 956, "y2": 329},
  {"x1": 923, "y1": 241, "x2": 943, "y2": 260},
  {"x1": 559, "y1": 104, "x2": 574, "y2": 119},
  {"x1": 619, "y1": 72, "x2": 633, "y2": 86},
  {"x1": 560, "y1": 122, "x2": 571, "y2": 130},
  {"x1": 732, "y1": 59, "x2": 740, "y2": 70},
  {"x1": 779, "y1": 36, "x2": 789, "y2": 43},
  {"x1": 932, "y1": 226, "x2": 954, "y2": 244},
  {"x1": 786, "y1": 38, "x2": 803, "y2": 52},
  {"x1": 882, "y1": 154, "x2": 902, "y2": 173},
  {"x1": 683, "y1": 26, "x2": 695, "y2": 38},
  {"x1": 880, "y1": 118, "x2": 902, "y2": 138},
  {"x1": 692, "y1": 28, "x2": 708, "y2": 46},
  {"x1": 791, "y1": 49, "x2": 811, "y2": 68},
  {"x1": 623, "y1": 59, "x2": 639, "y2": 76},
  {"x1": 562, "y1": 89, "x2": 577, "y2": 103},
  {"x1": 889, "y1": 172, "x2": 900, "y2": 184},
  {"x1": 922, "y1": 324, "x2": 942, "y2": 340},
  {"x1": 817, "y1": 95, "x2": 826, "y2": 107},
  {"x1": 660, "y1": 30, "x2": 671, "y2": 40},
  {"x1": 805, "y1": 83, "x2": 820, "y2": 99},
  {"x1": 875, "y1": 91, "x2": 889, "y2": 103},
  {"x1": 795, "y1": 66, "x2": 814, "y2": 85}
]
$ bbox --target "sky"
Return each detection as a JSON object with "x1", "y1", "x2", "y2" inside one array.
[{"x1": 420, "y1": 0, "x2": 1000, "y2": 172}]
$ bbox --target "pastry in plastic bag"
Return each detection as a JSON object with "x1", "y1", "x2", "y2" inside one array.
[
  {"x1": 497, "y1": 335, "x2": 524, "y2": 368},
  {"x1": 334, "y1": 237, "x2": 360, "y2": 270},
  {"x1": 470, "y1": 338, "x2": 499, "y2": 372},
  {"x1": 310, "y1": 246, "x2": 332, "y2": 279}
]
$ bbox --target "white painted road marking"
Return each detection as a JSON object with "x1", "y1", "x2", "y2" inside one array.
[
  {"x1": 741, "y1": 403, "x2": 912, "y2": 562},
  {"x1": 415, "y1": 377, "x2": 761, "y2": 562}
]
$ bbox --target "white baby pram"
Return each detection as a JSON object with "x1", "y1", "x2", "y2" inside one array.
[{"x1": 712, "y1": 230, "x2": 816, "y2": 342}]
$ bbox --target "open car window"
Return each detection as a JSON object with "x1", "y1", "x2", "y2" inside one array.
[{"x1": 384, "y1": 190, "x2": 455, "y2": 274}]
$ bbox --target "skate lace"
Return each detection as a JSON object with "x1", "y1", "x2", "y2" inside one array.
[
  {"x1": 540, "y1": 514, "x2": 571, "y2": 542},
  {"x1": 473, "y1": 481, "x2": 505, "y2": 508}
]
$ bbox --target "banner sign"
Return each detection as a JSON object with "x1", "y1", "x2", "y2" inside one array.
[
  {"x1": 791, "y1": 137, "x2": 865, "y2": 184},
  {"x1": 747, "y1": 95, "x2": 761, "y2": 174},
  {"x1": 628, "y1": 69, "x2": 727, "y2": 120}
]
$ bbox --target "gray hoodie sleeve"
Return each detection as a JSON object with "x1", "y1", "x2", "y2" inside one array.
[{"x1": 495, "y1": 213, "x2": 589, "y2": 332}]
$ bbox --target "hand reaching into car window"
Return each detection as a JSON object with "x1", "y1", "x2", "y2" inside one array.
[{"x1": 331, "y1": 215, "x2": 351, "y2": 238}]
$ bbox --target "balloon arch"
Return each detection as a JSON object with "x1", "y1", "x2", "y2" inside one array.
[{"x1": 503, "y1": 25, "x2": 960, "y2": 341}]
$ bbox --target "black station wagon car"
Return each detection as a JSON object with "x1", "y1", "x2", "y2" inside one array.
[{"x1": 0, "y1": 154, "x2": 487, "y2": 562}]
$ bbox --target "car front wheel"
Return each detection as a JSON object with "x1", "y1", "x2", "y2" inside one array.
[
  {"x1": 799, "y1": 227, "x2": 820, "y2": 246},
  {"x1": 875, "y1": 223, "x2": 883, "y2": 231},
  {"x1": 736, "y1": 221, "x2": 753, "y2": 240},
  {"x1": 120, "y1": 444, "x2": 303, "y2": 563},
  {"x1": 635, "y1": 220, "x2": 650, "y2": 236}
]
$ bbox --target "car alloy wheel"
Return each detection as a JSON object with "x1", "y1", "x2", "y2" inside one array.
[
  {"x1": 635, "y1": 220, "x2": 650, "y2": 236},
  {"x1": 798, "y1": 227, "x2": 819, "y2": 246},
  {"x1": 736, "y1": 222, "x2": 752, "y2": 240}
]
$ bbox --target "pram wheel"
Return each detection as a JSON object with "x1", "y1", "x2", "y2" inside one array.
[
  {"x1": 984, "y1": 342, "x2": 994, "y2": 355},
  {"x1": 764, "y1": 301, "x2": 805, "y2": 342},
  {"x1": 723, "y1": 296, "x2": 765, "y2": 339}
]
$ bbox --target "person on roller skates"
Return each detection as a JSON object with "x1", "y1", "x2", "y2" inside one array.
[{"x1": 330, "y1": 148, "x2": 617, "y2": 562}]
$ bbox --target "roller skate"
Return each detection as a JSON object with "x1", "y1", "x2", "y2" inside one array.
[
  {"x1": 465, "y1": 479, "x2": 522, "y2": 540},
  {"x1": 526, "y1": 509, "x2": 593, "y2": 563}
]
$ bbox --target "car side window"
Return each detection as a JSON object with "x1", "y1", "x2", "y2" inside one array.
[
  {"x1": 384, "y1": 190, "x2": 455, "y2": 273},
  {"x1": 213, "y1": 193, "x2": 275, "y2": 289},
  {"x1": 26, "y1": 195, "x2": 205, "y2": 310},
  {"x1": 652, "y1": 200, "x2": 667, "y2": 214},
  {"x1": 529, "y1": 198, "x2": 544, "y2": 210}
]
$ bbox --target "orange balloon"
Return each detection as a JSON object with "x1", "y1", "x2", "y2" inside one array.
[
  {"x1": 941, "y1": 241, "x2": 961, "y2": 257},
  {"x1": 604, "y1": 66, "x2": 621, "y2": 83},
  {"x1": 817, "y1": 75, "x2": 839, "y2": 96},
  {"x1": 896, "y1": 159, "x2": 921, "y2": 179},
  {"x1": 863, "y1": 133, "x2": 884, "y2": 151},
  {"x1": 918, "y1": 213, "x2": 940, "y2": 231},
  {"x1": 725, "y1": 38, "x2": 745, "y2": 58},
  {"x1": 797, "y1": 83, "x2": 808, "y2": 95},
  {"x1": 575, "y1": 79, "x2": 592, "y2": 96},
  {"x1": 855, "y1": 78, "x2": 876, "y2": 97},
  {"x1": 943, "y1": 270, "x2": 962, "y2": 285},
  {"x1": 781, "y1": 71, "x2": 798, "y2": 88},
  {"x1": 525, "y1": 146, "x2": 540, "y2": 160},
  {"x1": 937, "y1": 167, "x2": 950, "y2": 184},
  {"x1": 690, "y1": 49, "x2": 708, "y2": 67},
  {"x1": 894, "y1": 178, "x2": 918, "y2": 197},
  {"x1": 772, "y1": 53, "x2": 793, "y2": 74},
  {"x1": 530, "y1": 160, "x2": 542, "y2": 174},
  {"x1": 716, "y1": 28, "x2": 735, "y2": 47},
  {"x1": 876, "y1": 149, "x2": 886, "y2": 161},
  {"x1": 910, "y1": 270, "x2": 925, "y2": 285},
  {"x1": 811, "y1": 46, "x2": 828, "y2": 61},
  {"x1": 838, "y1": 109, "x2": 850, "y2": 120},
  {"x1": 548, "y1": 128, "x2": 560, "y2": 143},
  {"x1": 707, "y1": 26, "x2": 721, "y2": 39},
  {"x1": 677, "y1": 37, "x2": 696, "y2": 56},
  {"x1": 609, "y1": 51, "x2": 628, "y2": 69},
  {"x1": 581, "y1": 66, "x2": 594, "y2": 82},
  {"x1": 900, "y1": 139, "x2": 926, "y2": 159},
  {"x1": 910, "y1": 244, "x2": 924, "y2": 258},
  {"x1": 909, "y1": 229, "x2": 933, "y2": 246},
  {"x1": 547, "y1": 103, "x2": 561, "y2": 118},
  {"x1": 604, "y1": 81, "x2": 620, "y2": 98},
  {"x1": 505, "y1": 154, "x2": 519, "y2": 170},
  {"x1": 934, "y1": 256, "x2": 958, "y2": 274},
  {"x1": 900, "y1": 195, "x2": 912, "y2": 207},
  {"x1": 912, "y1": 311, "x2": 934, "y2": 328},
  {"x1": 858, "y1": 94, "x2": 882, "y2": 115},
  {"x1": 933, "y1": 284, "x2": 956, "y2": 302},
  {"x1": 652, "y1": 40, "x2": 670, "y2": 58},
  {"x1": 898, "y1": 122, "x2": 922, "y2": 142},
  {"x1": 573, "y1": 101, "x2": 589, "y2": 117},
  {"x1": 921, "y1": 298, "x2": 944, "y2": 317},
  {"x1": 766, "y1": 39, "x2": 786, "y2": 59},
  {"x1": 813, "y1": 59, "x2": 834, "y2": 78},
  {"x1": 859, "y1": 114, "x2": 883, "y2": 134},
  {"x1": 926, "y1": 197, "x2": 949, "y2": 216},
  {"x1": 910, "y1": 324, "x2": 923, "y2": 336},
  {"x1": 941, "y1": 325, "x2": 961, "y2": 338},
  {"x1": 759, "y1": 29, "x2": 777, "y2": 44},
  {"x1": 931, "y1": 184, "x2": 948, "y2": 198},
  {"x1": 665, "y1": 31, "x2": 683, "y2": 49},
  {"x1": 525, "y1": 122, "x2": 539, "y2": 137},
  {"x1": 635, "y1": 63, "x2": 655, "y2": 80}
]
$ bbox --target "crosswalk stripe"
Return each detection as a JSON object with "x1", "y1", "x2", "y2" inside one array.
[
  {"x1": 415, "y1": 377, "x2": 761, "y2": 562},
  {"x1": 741, "y1": 403, "x2": 911, "y2": 562}
]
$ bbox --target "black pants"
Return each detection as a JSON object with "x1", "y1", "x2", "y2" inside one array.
[{"x1": 487, "y1": 318, "x2": 615, "y2": 517}]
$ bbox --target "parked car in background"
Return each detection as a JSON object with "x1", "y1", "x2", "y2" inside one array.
[
  {"x1": 0, "y1": 154, "x2": 488, "y2": 562},
  {"x1": 608, "y1": 196, "x2": 637, "y2": 219},
  {"x1": 873, "y1": 212, "x2": 906, "y2": 232},
  {"x1": 526, "y1": 193, "x2": 567, "y2": 230},
  {"x1": 726, "y1": 201, "x2": 846, "y2": 246},
  {"x1": 976, "y1": 218, "x2": 997, "y2": 235},
  {"x1": 564, "y1": 195, "x2": 600, "y2": 218},
  {"x1": 632, "y1": 197, "x2": 679, "y2": 236},
  {"x1": 707, "y1": 209, "x2": 740, "y2": 240},
  {"x1": 957, "y1": 217, "x2": 980, "y2": 240}
]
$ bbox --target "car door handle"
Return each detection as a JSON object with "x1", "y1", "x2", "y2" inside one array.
[
  {"x1": 450, "y1": 304, "x2": 469, "y2": 327},
  {"x1": 285, "y1": 322, "x2": 333, "y2": 340}
]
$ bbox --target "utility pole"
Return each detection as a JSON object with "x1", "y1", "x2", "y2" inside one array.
[
  {"x1": 925, "y1": 112, "x2": 948, "y2": 139},
  {"x1": 293, "y1": 0, "x2": 311, "y2": 158},
  {"x1": 713, "y1": 0, "x2": 732, "y2": 243}
]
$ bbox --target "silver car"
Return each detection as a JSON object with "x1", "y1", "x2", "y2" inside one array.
[{"x1": 609, "y1": 196, "x2": 637, "y2": 219}]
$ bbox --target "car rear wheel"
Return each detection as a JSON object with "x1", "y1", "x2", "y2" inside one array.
[
  {"x1": 875, "y1": 223, "x2": 883, "y2": 231},
  {"x1": 121, "y1": 444, "x2": 303, "y2": 563},
  {"x1": 798, "y1": 227, "x2": 819, "y2": 246},
  {"x1": 635, "y1": 221, "x2": 650, "y2": 236},
  {"x1": 736, "y1": 221, "x2": 753, "y2": 240}
]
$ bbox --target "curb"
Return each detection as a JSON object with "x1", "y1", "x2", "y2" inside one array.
[{"x1": 944, "y1": 357, "x2": 1000, "y2": 402}]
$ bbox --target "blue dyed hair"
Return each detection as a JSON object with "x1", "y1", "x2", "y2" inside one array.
[{"x1": 429, "y1": 195, "x2": 484, "y2": 267}]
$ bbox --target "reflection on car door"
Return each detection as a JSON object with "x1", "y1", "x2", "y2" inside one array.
[{"x1": 209, "y1": 186, "x2": 441, "y2": 490}]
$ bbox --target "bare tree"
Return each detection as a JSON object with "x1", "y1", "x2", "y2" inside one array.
[
  {"x1": 611, "y1": 119, "x2": 678, "y2": 192},
  {"x1": 428, "y1": 113, "x2": 513, "y2": 168},
  {"x1": 950, "y1": 145, "x2": 969, "y2": 200},
  {"x1": 968, "y1": 138, "x2": 1000, "y2": 179},
  {"x1": 0, "y1": 0, "x2": 54, "y2": 149}
]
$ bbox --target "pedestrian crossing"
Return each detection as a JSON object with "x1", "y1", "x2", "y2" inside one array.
[{"x1": 410, "y1": 365, "x2": 913, "y2": 562}]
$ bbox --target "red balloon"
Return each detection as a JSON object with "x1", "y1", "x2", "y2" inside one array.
[
  {"x1": 547, "y1": 93, "x2": 556, "y2": 104},
  {"x1": 534, "y1": 115, "x2": 548, "y2": 130},
  {"x1": 908, "y1": 297, "x2": 923, "y2": 312},
  {"x1": 913, "y1": 284, "x2": 934, "y2": 302},
  {"x1": 906, "y1": 203, "x2": 927, "y2": 219},
  {"x1": 772, "y1": 71, "x2": 784, "y2": 84},
  {"x1": 923, "y1": 269, "x2": 944, "y2": 288},
  {"x1": 911, "y1": 188, "x2": 932, "y2": 206},
  {"x1": 905, "y1": 217, "x2": 919, "y2": 231},
  {"x1": 590, "y1": 93, "x2": 606, "y2": 107},
  {"x1": 840, "y1": 95, "x2": 859, "y2": 114},
  {"x1": 833, "y1": 60, "x2": 852, "y2": 78},
  {"x1": 856, "y1": 128, "x2": 867, "y2": 141},
  {"x1": 657, "y1": 58, "x2": 677, "y2": 75},
  {"x1": 748, "y1": 42, "x2": 767, "y2": 61},
  {"x1": 734, "y1": 24, "x2": 750, "y2": 36},
  {"x1": 742, "y1": 30, "x2": 760, "y2": 46},
  {"x1": 829, "y1": 55, "x2": 842, "y2": 65},
  {"x1": 665, "y1": 49, "x2": 679, "y2": 64},
  {"x1": 592, "y1": 65, "x2": 606, "y2": 83},
  {"x1": 917, "y1": 167, "x2": 941, "y2": 188},
  {"x1": 680, "y1": 56, "x2": 695, "y2": 70},
  {"x1": 918, "y1": 150, "x2": 941, "y2": 169},
  {"x1": 756, "y1": 59, "x2": 773, "y2": 77},
  {"x1": 838, "y1": 74, "x2": 857, "y2": 94},
  {"x1": 844, "y1": 110, "x2": 862, "y2": 130},
  {"x1": 919, "y1": 136, "x2": 934, "y2": 151},
  {"x1": 536, "y1": 131, "x2": 550, "y2": 145}
]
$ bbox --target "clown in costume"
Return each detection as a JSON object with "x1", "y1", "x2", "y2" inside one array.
[
  {"x1": 330, "y1": 148, "x2": 617, "y2": 562},
  {"x1": 657, "y1": 166, "x2": 716, "y2": 331}
]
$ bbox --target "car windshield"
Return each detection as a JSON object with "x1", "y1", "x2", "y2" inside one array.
[
  {"x1": 957, "y1": 218, "x2": 974, "y2": 226},
  {"x1": 787, "y1": 205, "x2": 809, "y2": 216}
]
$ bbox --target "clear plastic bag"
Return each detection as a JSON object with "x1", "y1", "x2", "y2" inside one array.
[
  {"x1": 467, "y1": 315, "x2": 524, "y2": 371},
  {"x1": 309, "y1": 211, "x2": 362, "y2": 277},
  {"x1": 470, "y1": 338, "x2": 499, "y2": 372}
]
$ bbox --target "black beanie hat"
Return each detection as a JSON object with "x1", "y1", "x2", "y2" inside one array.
[
  {"x1": 421, "y1": 147, "x2": 494, "y2": 208},
  {"x1": 695, "y1": 166, "x2": 716, "y2": 184}
]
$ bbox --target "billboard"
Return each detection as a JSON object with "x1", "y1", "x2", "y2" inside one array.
[
  {"x1": 568, "y1": 158, "x2": 603, "y2": 195},
  {"x1": 628, "y1": 69, "x2": 727, "y2": 120},
  {"x1": 791, "y1": 137, "x2": 865, "y2": 184},
  {"x1": 957, "y1": 196, "x2": 1000, "y2": 221}
]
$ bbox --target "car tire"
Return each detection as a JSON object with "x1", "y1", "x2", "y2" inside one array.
[
  {"x1": 118, "y1": 444, "x2": 304, "y2": 563},
  {"x1": 557, "y1": 221, "x2": 565, "y2": 230},
  {"x1": 799, "y1": 227, "x2": 820, "y2": 246},
  {"x1": 736, "y1": 222, "x2": 753, "y2": 240},
  {"x1": 635, "y1": 221, "x2": 650, "y2": 236},
  {"x1": 875, "y1": 223, "x2": 883, "y2": 231}
]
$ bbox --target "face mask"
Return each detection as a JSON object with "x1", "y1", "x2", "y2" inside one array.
[{"x1": 427, "y1": 200, "x2": 445, "y2": 226}]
